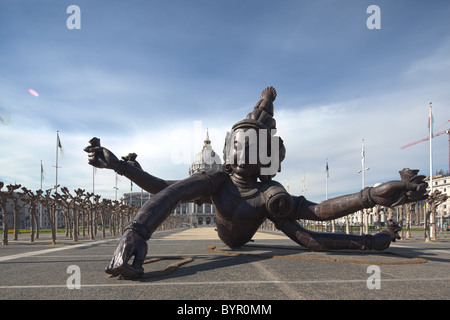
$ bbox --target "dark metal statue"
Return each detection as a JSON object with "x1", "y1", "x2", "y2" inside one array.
[{"x1": 84, "y1": 87, "x2": 428, "y2": 278}]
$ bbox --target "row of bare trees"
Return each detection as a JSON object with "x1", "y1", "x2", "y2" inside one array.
[{"x1": 0, "y1": 182, "x2": 182, "y2": 245}]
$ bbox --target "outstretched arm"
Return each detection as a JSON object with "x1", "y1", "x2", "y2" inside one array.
[
  {"x1": 114, "y1": 159, "x2": 177, "y2": 194},
  {"x1": 293, "y1": 191, "x2": 371, "y2": 222},
  {"x1": 84, "y1": 137, "x2": 178, "y2": 194},
  {"x1": 293, "y1": 169, "x2": 428, "y2": 221}
]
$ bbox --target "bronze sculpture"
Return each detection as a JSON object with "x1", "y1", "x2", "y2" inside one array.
[{"x1": 84, "y1": 87, "x2": 428, "y2": 278}]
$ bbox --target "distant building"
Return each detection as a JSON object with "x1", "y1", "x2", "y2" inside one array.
[
  {"x1": 189, "y1": 129, "x2": 222, "y2": 175},
  {"x1": 184, "y1": 129, "x2": 222, "y2": 226},
  {"x1": 121, "y1": 191, "x2": 151, "y2": 207},
  {"x1": 427, "y1": 173, "x2": 450, "y2": 225},
  {"x1": 120, "y1": 129, "x2": 223, "y2": 226}
]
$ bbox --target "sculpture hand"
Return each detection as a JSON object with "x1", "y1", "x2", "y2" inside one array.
[
  {"x1": 105, "y1": 230, "x2": 147, "y2": 278},
  {"x1": 371, "y1": 219, "x2": 402, "y2": 251},
  {"x1": 369, "y1": 177, "x2": 428, "y2": 207},
  {"x1": 121, "y1": 153, "x2": 143, "y2": 170},
  {"x1": 84, "y1": 144, "x2": 120, "y2": 170}
]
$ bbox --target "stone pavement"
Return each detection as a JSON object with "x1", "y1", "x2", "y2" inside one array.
[{"x1": 0, "y1": 227, "x2": 449, "y2": 303}]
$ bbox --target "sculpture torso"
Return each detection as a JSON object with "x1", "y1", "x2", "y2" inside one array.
[{"x1": 212, "y1": 177, "x2": 267, "y2": 248}]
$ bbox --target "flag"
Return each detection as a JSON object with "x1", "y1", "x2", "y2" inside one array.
[
  {"x1": 57, "y1": 131, "x2": 64, "y2": 156},
  {"x1": 361, "y1": 140, "x2": 365, "y2": 159},
  {"x1": 325, "y1": 160, "x2": 329, "y2": 178},
  {"x1": 40, "y1": 161, "x2": 45, "y2": 181},
  {"x1": 115, "y1": 173, "x2": 121, "y2": 186},
  {"x1": 361, "y1": 139, "x2": 365, "y2": 167},
  {"x1": 301, "y1": 172, "x2": 306, "y2": 194}
]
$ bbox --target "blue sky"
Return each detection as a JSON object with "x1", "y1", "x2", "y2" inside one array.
[{"x1": 1, "y1": 0, "x2": 450, "y2": 202}]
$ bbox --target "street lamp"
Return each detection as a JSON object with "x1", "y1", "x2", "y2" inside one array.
[{"x1": 357, "y1": 139, "x2": 370, "y2": 233}]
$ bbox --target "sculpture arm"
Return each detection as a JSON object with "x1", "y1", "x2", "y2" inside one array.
[
  {"x1": 114, "y1": 160, "x2": 178, "y2": 194},
  {"x1": 292, "y1": 191, "x2": 369, "y2": 222},
  {"x1": 269, "y1": 194, "x2": 402, "y2": 251},
  {"x1": 292, "y1": 174, "x2": 428, "y2": 221},
  {"x1": 84, "y1": 139, "x2": 178, "y2": 194}
]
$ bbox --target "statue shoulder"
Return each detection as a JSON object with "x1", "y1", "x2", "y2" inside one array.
[{"x1": 260, "y1": 180, "x2": 294, "y2": 219}]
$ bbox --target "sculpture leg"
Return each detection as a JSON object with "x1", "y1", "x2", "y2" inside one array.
[
  {"x1": 132, "y1": 172, "x2": 226, "y2": 238},
  {"x1": 105, "y1": 172, "x2": 226, "y2": 277}
]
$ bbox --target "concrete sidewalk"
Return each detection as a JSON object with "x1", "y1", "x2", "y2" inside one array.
[
  {"x1": 0, "y1": 227, "x2": 449, "y2": 300},
  {"x1": 157, "y1": 227, "x2": 288, "y2": 240}
]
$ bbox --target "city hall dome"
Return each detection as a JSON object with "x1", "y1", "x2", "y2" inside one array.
[{"x1": 189, "y1": 129, "x2": 222, "y2": 175}]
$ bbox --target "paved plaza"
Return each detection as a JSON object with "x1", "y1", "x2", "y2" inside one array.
[{"x1": 0, "y1": 227, "x2": 449, "y2": 301}]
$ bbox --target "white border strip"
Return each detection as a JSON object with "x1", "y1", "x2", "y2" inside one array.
[{"x1": 0, "y1": 278, "x2": 449, "y2": 289}]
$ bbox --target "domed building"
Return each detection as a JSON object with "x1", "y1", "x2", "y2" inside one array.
[
  {"x1": 123, "y1": 129, "x2": 223, "y2": 227},
  {"x1": 189, "y1": 129, "x2": 222, "y2": 175},
  {"x1": 178, "y1": 129, "x2": 222, "y2": 226}
]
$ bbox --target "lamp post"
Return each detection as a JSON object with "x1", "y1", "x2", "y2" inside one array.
[{"x1": 357, "y1": 139, "x2": 370, "y2": 234}]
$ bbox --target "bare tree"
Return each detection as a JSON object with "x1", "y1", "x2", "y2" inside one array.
[
  {"x1": 40, "y1": 189, "x2": 58, "y2": 244},
  {"x1": 111, "y1": 200, "x2": 121, "y2": 236},
  {"x1": 9, "y1": 185, "x2": 28, "y2": 241},
  {"x1": 21, "y1": 187, "x2": 43, "y2": 243},
  {"x1": 54, "y1": 192, "x2": 73, "y2": 239},
  {"x1": 73, "y1": 188, "x2": 86, "y2": 242},
  {"x1": 405, "y1": 203, "x2": 413, "y2": 239},
  {"x1": 98, "y1": 198, "x2": 111, "y2": 238},
  {"x1": 425, "y1": 190, "x2": 448, "y2": 242},
  {"x1": 86, "y1": 193, "x2": 101, "y2": 240},
  {"x1": 0, "y1": 183, "x2": 21, "y2": 245}
]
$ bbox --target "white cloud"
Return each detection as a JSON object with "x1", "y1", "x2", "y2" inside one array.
[{"x1": 2, "y1": 1, "x2": 450, "y2": 205}]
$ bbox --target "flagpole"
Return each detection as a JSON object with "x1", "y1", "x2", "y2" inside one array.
[
  {"x1": 114, "y1": 173, "x2": 118, "y2": 201},
  {"x1": 40, "y1": 160, "x2": 43, "y2": 228},
  {"x1": 55, "y1": 131, "x2": 61, "y2": 233},
  {"x1": 429, "y1": 102, "x2": 433, "y2": 193},
  {"x1": 55, "y1": 131, "x2": 59, "y2": 193},
  {"x1": 357, "y1": 139, "x2": 370, "y2": 234},
  {"x1": 429, "y1": 102, "x2": 435, "y2": 240},
  {"x1": 325, "y1": 159, "x2": 329, "y2": 200}
]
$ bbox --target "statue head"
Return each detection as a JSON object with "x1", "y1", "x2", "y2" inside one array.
[{"x1": 223, "y1": 87, "x2": 286, "y2": 182}]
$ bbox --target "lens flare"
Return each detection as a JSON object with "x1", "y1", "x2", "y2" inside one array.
[{"x1": 28, "y1": 88, "x2": 39, "y2": 97}]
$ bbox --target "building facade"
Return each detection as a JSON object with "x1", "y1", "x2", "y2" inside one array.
[
  {"x1": 120, "y1": 129, "x2": 223, "y2": 227},
  {"x1": 186, "y1": 130, "x2": 222, "y2": 226},
  {"x1": 121, "y1": 191, "x2": 151, "y2": 207},
  {"x1": 428, "y1": 173, "x2": 450, "y2": 226}
]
